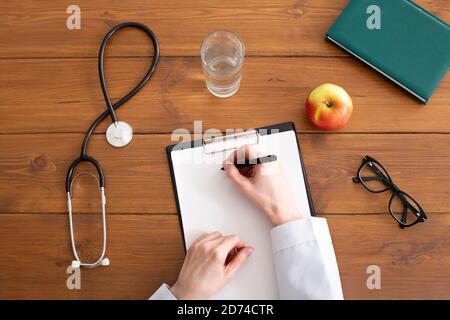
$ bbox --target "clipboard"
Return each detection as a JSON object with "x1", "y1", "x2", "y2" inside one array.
[{"x1": 166, "y1": 122, "x2": 315, "y2": 299}]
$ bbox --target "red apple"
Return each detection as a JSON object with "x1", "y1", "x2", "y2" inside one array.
[{"x1": 305, "y1": 83, "x2": 353, "y2": 131}]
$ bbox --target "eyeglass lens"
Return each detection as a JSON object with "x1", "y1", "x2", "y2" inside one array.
[
  {"x1": 359, "y1": 161, "x2": 390, "y2": 192},
  {"x1": 389, "y1": 191, "x2": 422, "y2": 226}
]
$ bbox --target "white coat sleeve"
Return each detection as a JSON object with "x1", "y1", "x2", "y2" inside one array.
[
  {"x1": 149, "y1": 283, "x2": 178, "y2": 300},
  {"x1": 270, "y1": 217, "x2": 344, "y2": 300}
]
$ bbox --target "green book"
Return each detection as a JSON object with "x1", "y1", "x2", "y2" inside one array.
[{"x1": 326, "y1": 0, "x2": 449, "y2": 104}]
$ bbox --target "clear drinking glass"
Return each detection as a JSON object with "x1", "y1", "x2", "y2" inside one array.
[{"x1": 200, "y1": 30, "x2": 245, "y2": 98}]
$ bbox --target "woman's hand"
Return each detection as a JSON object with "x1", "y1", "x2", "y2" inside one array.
[
  {"x1": 223, "y1": 145, "x2": 303, "y2": 226},
  {"x1": 170, "y1": 232, "x2": 254, "y2": 300}
]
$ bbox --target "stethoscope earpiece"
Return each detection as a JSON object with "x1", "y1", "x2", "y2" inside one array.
[
  {"x1": 100, "y1": 258, "x2": 110, "y2": 266},
  {"x1": 71, "y1": 257, "x2": 110, "y2": 269}
]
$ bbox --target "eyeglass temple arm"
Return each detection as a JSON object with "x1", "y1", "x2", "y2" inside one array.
[
  {"x1": 352, "y1": 162, "x2": 391, "y2": 185},
  {"x1": 397, "y1": 192, "x2": 422, "y2": 217},
  {"x1": 367, "y1": 163, "x2": 390, "y2": 184},
  {"x1": 352, "y1": 175, "x2": 391, "y2": 186},
  {"x1": 401, "y1": 205, "x2": 408, "y2": 224},
  {"x1": 399, "y1": 196, "x2": 424, "y2": 226},
  {"x1": 352, "y1": 176, "x2": 383, "y2": 183}
]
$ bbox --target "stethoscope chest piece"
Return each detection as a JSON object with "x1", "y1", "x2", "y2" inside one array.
[{"x1": 106, "y1": 121, "x2": 133, "y2": 148}]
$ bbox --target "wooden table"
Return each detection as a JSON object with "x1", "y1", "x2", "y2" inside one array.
[{"x1": 0, "y1": 0, "x2": 449, "y2": 299}]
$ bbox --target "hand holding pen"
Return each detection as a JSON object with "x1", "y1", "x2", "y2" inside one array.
[
  {"x1": 222, "y1": 145, "x2": 302, "y2": 226},
  {"x1": 221, "y1": 154, "x2": 278, "y2": 170}
]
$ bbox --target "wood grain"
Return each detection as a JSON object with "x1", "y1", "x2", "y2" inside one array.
[
  {"x1": 328, "y1": 214, "x2": 450, "y2": 299},
  {"x1": 0, "y1": 0, "x2": 447, "y2": 58},
  {"x1": 0, "y1": 213, "x2": 448, "y2": 299},
  {"x1": 0, "y1": 214, "x2": 184, "y2": 299},
  {"x1": 1, "y1": 0, "x2": 449, "y2": 300},
  {"x1": 1, "y1": 133, "x2": 449, "y2": 215},
  {"x1": 1, "y1": 57, "x2": 449, "y2": 134}
]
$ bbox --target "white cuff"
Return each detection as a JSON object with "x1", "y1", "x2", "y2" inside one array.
[
  {"x1": 270, "y1": 217, "x2": 332, "y2": 253},
  {"x1": 149, "y1": 283, "x2": 178, "y2": 300}
]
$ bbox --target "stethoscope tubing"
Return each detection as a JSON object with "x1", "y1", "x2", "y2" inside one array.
[
  {"x1": 66, "y1": 156, "x2": 105, "y2": 192},
  {"x1": 81, "y1": 21, "x2": 160, "y2": 159},
  {"x1": 67, "y1": 185, "x2": 107, "y2": 268}
]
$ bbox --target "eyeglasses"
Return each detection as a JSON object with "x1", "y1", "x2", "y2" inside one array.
[{"x1": 352, "y1": 155, "x2": 427, "y2": 228}]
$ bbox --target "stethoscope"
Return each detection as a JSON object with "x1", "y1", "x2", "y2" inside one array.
[{"x1": 66, "y1": 22, "x2": 159, "y2": 269}]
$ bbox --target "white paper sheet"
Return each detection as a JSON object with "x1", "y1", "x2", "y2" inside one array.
[{"x1": 170, "y1": 130, "x2": 312, "y2": 299}]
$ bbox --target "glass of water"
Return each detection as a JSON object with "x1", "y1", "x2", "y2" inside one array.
[{"x1": 200, "y1": 30, "x2": 245, "y2": 98}]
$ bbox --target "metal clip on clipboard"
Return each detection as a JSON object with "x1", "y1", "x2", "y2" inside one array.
[{"x1": 202, "y1": 129, "x2": 260, "y2": 154}]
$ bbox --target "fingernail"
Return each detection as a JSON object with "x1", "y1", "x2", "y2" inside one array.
[{"x1": 246, "y1": 247, "x2": 254, "y2": 256}]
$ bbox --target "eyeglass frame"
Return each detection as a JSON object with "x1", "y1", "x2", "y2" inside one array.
[{"x1": 352, "y1": 155, "x2": 427, "y2": 228}]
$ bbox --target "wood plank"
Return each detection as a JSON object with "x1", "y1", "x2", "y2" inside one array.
[
  {"x1": 328, "y1": 214, "x2": 450, "y2": 299},
  {"x1": 0, "y1": 214, "x2": 184, "y2": 299},
  {"x1": 1, "y1": 133, "x2": 449, "y2": 215},
  {"x1": 1, "y1": 0, "x2": 447, "y2": 58},
  {"x1": 1, "y1": 57, "x2": 449, "y2": 134},
  {"x1": 0, "y1": 213, "x2": 448, "y2": 299}
]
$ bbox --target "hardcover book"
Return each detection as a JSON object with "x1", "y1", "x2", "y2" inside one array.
[{"x1": 326, "y1": 0, "x2": 449, "y2": 104}]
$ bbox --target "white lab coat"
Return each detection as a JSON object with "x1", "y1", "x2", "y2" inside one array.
[{"x1": 150, "y1": 217, "x2": 343, "y2": 300}]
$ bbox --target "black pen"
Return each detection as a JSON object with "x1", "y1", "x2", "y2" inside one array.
[{"x1": 221, "y1": 155, "x2": 278, "y2": 170}]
